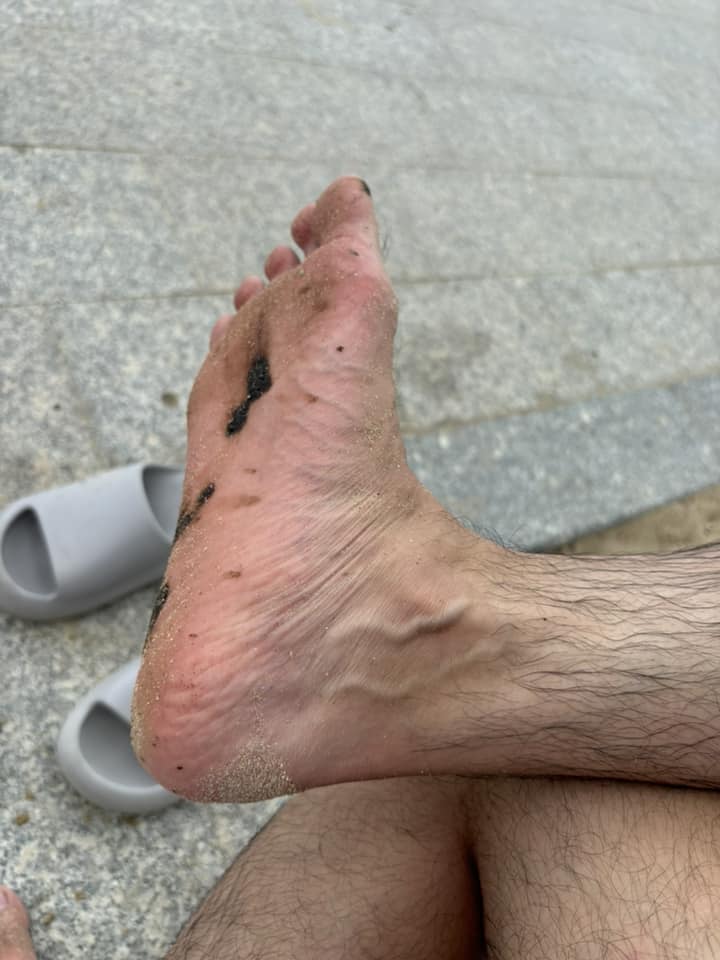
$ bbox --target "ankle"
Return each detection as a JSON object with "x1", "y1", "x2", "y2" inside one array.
[
  {"x1": 274, "y1": 506, "x2": 520, "y2": 788},
  {"x1": 353, "y1": 511, "x2": 533, "y2": 774}
]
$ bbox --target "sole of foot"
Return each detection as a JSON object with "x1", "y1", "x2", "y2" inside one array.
[{"x1": 131, "y1": 176, "x2": 498, "y2": 802}]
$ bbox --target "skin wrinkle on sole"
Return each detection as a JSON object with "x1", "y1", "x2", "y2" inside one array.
[{"x1": 134, "y1": 570, "x2": 204, "y2": 760}]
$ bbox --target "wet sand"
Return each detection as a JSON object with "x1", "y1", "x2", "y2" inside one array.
[{"x1": 560, "y1": 484, "x2": 720, "y2": 556}]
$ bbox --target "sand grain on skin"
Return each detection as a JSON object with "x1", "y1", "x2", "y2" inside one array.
[{"x1": 195, "y1": 741, "x2": 297, "y2": 802}]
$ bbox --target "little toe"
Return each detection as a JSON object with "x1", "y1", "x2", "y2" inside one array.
[
  {"x1": 264, "y1": 245, "x2": 301, "y2": 282},
  {"x1": 0, "y1": 887, "x2": 36, "y2": 960},
  {"x1": 233, "y1": 276, "x2": 264, "y2": 312}
]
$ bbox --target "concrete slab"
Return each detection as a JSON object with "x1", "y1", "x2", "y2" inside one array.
[
  {"x1": 0, "y1": 150, "x2": 194, "y2": 306},
  {"x1": 448, "y1": 0, "x2": 719, "y2": 65},
  {"x1": 45, "y1": 296, "x2": 224, "y2": 467},
  {"x1": 383, "y1": 172, "x2": 720, "y2": 278},
  {"x1": 3, "y1": 151, "x2": 718, "y2": 306},
  {"x1": 406, "y1": 374, "x2": 720, "y2": 549},
  {"x1": 395, "y1": 265, "x2": 720, "y2": 431},
  {"x1": 0, "y1": 303, "x2": 104, "y2": 495},
  {"x1": 6, "y1": 0, "x2": 718, "y2": 103},
  {"x1": 2, "y1": 21, "x2": 717, "y2": 174},
  {"x1": 8, "y1": 267, "x2": 716, "y2": 468}
]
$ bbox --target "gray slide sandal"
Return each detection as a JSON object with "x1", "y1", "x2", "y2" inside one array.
[
  {"x1": 56, "y1": 657, "x2": 179, "y2": 814},
  {"x1": 0, "y1": 463, "x2": 183, "y2": 620}
]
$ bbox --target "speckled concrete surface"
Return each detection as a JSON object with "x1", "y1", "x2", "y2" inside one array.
[
  {"x1": 406, "y1": 374, "x2": 720, "y2": 549},
  {"x1": 1, "y1": 0, "x2": 719, "y2": 956}
]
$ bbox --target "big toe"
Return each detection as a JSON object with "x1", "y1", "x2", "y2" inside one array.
[
  {"x1": 0, "y1": 888, "x2": 35, "y2": 960},
  {"x1": 310, "y1": 176, "x2": 379, "y2": 253}
]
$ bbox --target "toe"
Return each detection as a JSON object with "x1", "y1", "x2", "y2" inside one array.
[
  {"x1": 264, "y1": 245, "x2": 301, "y2": 281},
  {"x1": 233, "y1": 276, "x2": 264, "y2": 312},
  {"x1": 209, "y1": 313, "x2": 233, "y2": 349},
  {"x1": 311, "y1": 176, "x2": 379, "y2": 252},
  {"x1": 0, "y1": 887, "x2": 36, "y2": 960},
  {"x1": 291, "y1": 202, "x2": 318, "y2": 255}
]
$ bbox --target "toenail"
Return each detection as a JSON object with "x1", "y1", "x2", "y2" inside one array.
[{"x1": 358, "y1": 179, "x2": 372, "y2": 196}]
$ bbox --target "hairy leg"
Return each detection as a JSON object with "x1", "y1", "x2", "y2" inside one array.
[
  {"x1": 469, "y1": 776, "x2": 720, "y2": 959},
  {"x1": 165, "y1": 777, "x2": 484, "y2": 960},
  {"x1": 3, "y1": 777, "x2": 718, "y2": 960},
  {"x1": 158, "y1": 775, "x2": 720, "y2": 960}
]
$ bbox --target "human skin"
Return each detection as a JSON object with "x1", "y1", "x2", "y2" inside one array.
[{"x1": 129, "y1": 175, "x2": 720, "y2": 803}]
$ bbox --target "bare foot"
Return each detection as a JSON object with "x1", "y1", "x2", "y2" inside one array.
[
  {"x1": 0, "y1": 887, "x2": 36, "y2": 960},
  {"x1": 131, "y1": 176, "x2": 507, "y2": 802}
]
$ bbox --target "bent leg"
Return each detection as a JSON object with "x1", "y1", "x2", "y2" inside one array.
[
  {"x1": 469, "y1": 777, "x2": 720, "y2": 959},
  {"x1": 165, "y1": 777, "x2": 484, "y2": 959},
  {"x1": 4, "y1": 777, "x2": 718, "y2": 960}
]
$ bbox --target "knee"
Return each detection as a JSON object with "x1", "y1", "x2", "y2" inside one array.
[{"x1": 279, "y1": 776, "x2": 476, "y2": 847}]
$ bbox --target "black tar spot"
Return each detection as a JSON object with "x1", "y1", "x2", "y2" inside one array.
[
  {"x1": 196, "y1": 482, "x2": 215, "y2": 506},
  {"x1": 226, "y1": 356, "x2": 272, "y2": 436},
  {"x1": 144, "y1": 581, "x2": 170, "y2": 650},
  {"x1": 173, "y1": 482, "x2": 216, "y2": 543},
  {"x1": 226, "y1": 399, "x2": 250, "y2": 435},
  {"x1": 247, "y1": 356, "x2": 272, "y2": 400},
  {"x1": 174, "y1": 511, "x2": 193, "y2": 542}
]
